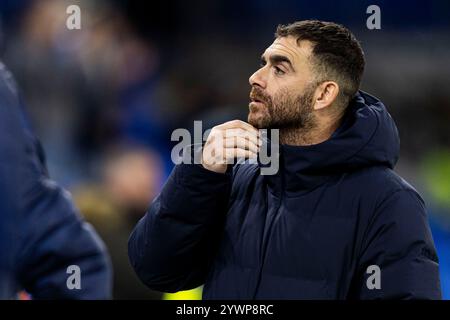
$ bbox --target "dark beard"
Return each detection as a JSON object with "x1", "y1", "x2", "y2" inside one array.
[{"x1": 248, "y1": 83, "x2": 317, "y2": 130}]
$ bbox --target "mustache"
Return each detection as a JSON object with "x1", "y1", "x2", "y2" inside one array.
[{"x1": 250, "y1": 87, "x2": 271, "y2": 104}]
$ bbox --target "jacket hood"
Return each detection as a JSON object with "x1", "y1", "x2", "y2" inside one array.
[{"x1": 261, "y1": 91, "x2": 400, "y2": 191}]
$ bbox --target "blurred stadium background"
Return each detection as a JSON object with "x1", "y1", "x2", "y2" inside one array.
[{"x1": 0, "y1": 0, "x2": 449, "y2": 299}]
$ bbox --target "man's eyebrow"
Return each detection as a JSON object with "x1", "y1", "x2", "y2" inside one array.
[{"x1": 261, "y1": 54, "x2": 295, "y2": 71}]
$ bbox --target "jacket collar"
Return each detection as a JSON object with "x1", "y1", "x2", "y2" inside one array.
[{"x1": 257, "y1": 91, "x2": 399, "y2": 194}]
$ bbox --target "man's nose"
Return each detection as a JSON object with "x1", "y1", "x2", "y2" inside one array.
[{"x1": 249, "y1": 68, "x2": 266, "y2": 89}]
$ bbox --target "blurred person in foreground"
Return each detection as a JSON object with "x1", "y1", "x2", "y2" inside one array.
[
  {"x1": 0, "y1": 61, "x2": 111, "y2": 299},
  {"x1": 75, "y1": 146, "x2": 201, "y2": 299},
  {"x1": 129, "y1": 20, "x2": 441, "y2": 299}
]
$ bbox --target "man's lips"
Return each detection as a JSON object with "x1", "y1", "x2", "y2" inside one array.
[
  {"x1": 250, "y1": 96, "x2": 266, "y2": 104},
  {"x1": 249, "y1": 100, "x2": 265, "y2": 112}
]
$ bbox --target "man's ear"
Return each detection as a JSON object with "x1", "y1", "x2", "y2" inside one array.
[{"x1": 313, "y1": 81, "x2": 339, "y2": 111}]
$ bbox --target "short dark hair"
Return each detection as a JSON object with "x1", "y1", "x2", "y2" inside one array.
[{"x1": 275, "y1": 20, "x2": 365, "y2": 109}]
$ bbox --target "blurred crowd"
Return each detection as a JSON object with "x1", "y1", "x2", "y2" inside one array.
[{"x1": 0, "y1": 0, "x2": 449, "y2": 299}]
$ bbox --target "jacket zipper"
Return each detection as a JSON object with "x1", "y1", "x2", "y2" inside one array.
[{"x1": 252, "y1": 176, "x2": 284, "y2": 299}]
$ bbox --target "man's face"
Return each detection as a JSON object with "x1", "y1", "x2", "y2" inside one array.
[{"x1": 248, "y1": 36, "x2": 318, "y2": 129}]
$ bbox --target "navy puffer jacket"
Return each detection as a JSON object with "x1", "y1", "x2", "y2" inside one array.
[{"x1": 129, "y1": 91, "x2": 441, "y2": 299}]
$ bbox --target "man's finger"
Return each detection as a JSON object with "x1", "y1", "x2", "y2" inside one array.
[
  {"x1": 224, "y1": 136, "x2": 259, "y2": 153},
  {"x1": 219, "y1": 120, "x2": 259, "y2": 136},
  {"x1": 223, "y1": 128, "x2": 259, "y2": 146},
  {"x1": 224, "y1": 147, "x2": 257, "y2": 162}
]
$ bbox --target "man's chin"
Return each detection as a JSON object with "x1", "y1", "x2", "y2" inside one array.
[{"x1": 248, "y1": 114, "x2": 267, "y2": 129}]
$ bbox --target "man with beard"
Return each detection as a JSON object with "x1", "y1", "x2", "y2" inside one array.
[{"x1": 129, "y1": 20, "x2": 441, "y2": 299}]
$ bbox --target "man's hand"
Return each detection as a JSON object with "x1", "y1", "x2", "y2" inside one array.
[{"x1": 202, "y1": 120, "x2": 261, "y2": 173}]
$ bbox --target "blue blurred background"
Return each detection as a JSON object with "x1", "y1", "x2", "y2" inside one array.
[{"x1": 0, "y1": 0, "x2": 449, "y2": 299}]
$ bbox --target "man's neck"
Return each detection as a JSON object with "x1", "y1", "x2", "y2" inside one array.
[{"x1": 279, "y1": 115, "x2": 343, "y2": 146}]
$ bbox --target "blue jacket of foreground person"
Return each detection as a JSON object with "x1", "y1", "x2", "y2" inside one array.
[
  {"x1": 0, "y1": 63, "x2": 112, "y2": 299},
  {"x1": 129, "y1": 91, "x2": 441, "y2": 299}
]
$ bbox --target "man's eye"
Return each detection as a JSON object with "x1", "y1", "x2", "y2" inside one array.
[{"x1": 274, "y1": 66, "x2": 285, "y2": 75}]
